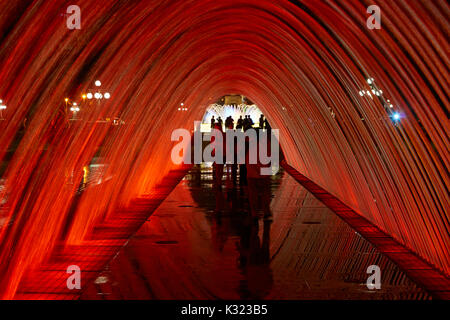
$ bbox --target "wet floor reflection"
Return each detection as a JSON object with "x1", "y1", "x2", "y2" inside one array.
[{"x1": 82, "y1": 164, "x2": 429, "y2": 300}]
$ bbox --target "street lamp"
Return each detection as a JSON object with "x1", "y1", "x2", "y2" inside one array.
[
  {"x1": 392, "y1": 112, "x2": 401, "y2": 121},
  {"x1": 359, "y1": 76, "x2": 402, "y2": 125},
  {"x1": 70, "y1": 102, "x2": 80, "y2": 120},
  {"x1": 86, "y1": 80, "x2": 110, "y2": 101},
  {"x1": 391, "y1": 111, "x2": 403, "y2": 126},
  {"x1": 0, "y1": 99, "x2": 6, "y2": 120},
  {"x1": 84, "y1": 80, "x2": 111, "y2": 121}
]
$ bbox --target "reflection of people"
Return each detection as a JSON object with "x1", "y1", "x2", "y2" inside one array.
[
  {"x1": 212, "y1": 123, "x2": 225, "y2": 186},
  {"x1": 191, "y1": 164, "x2": 202, "y2": 187},
  {"x1": 210, "y1": 186, "x2": 231, "y2": 251},
  {"x1": 237, "y1": 219, "x2": 273, "y2": 299},
  {"x1": 239, "y1": 163, "x2": 247, "y2": 186},
  {"x1": 246, "y1": 133, "x2": 272, "y2": 219}
]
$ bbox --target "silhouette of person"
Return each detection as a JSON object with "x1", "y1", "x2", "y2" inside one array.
[
  {"x1": 211, "y1": 115, "x2": 216, "y2": 129},
  {"x1": 225, "y1": 116, "x2": 234, "y2": 130},
  {"x1": 259, "y1": 114, "x2": 264, "y2": 129},
  {"x1": 236, "y1": 116, "x2": 243, "y2": 131},
  {"x1": 217, "y1": 116, "x2": 223, "y2": 131},
  {"x1": 243, "y1": 115, "x2": 254, "y2": 131},
  {"x1": 242, "y1": 115, "x2": 248, "y2": 131},
  {"x1": 264, "y1": 118, "x2": 271, "y2": 132},
  {"x1": 248, "y1": 115, "x2": 254, "y2": 127},
  {"x1": 244, "y1": 115, "x2": 254, "y2": 131}
]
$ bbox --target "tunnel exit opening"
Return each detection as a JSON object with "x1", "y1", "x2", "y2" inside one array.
[{"x1": 171, "y1": 94, "x2": 284, "y2": 177}]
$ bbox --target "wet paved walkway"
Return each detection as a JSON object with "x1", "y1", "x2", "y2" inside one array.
[
  {"x1": 82, "y1": 165, "x2": 429, "y2": 299},
  {"x1": 12, "y1": 166, "x2": 190, "y2": 300}
]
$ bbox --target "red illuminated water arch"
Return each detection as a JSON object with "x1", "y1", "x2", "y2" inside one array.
[{"x1": 0, "y1": 0, "x2": 447, "y2": 298}]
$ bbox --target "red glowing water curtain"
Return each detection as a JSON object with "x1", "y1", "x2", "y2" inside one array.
[{"x1": 0, "y1": 0, "x2": 448, "y2": 298}]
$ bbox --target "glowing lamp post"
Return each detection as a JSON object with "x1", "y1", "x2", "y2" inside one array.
[
  {"x1": 85, "y1": 80, "x2": 110, "y2": 101},
  {"x1": 391, "y1": 112, "x2": 401, "y2": 124},
  {"x1": 70, "y1": 102, "x2": 80, "y2": 120},
  {"x1": 358, "y1": 77, "x2": 403, "y2": 125},
  {"x1": 85, "y1": 80, "x2": 111, "y2": 121},
  {"x1": 178, "y1": 102, "x2": 188, "y2": 111},
  {"x1": 0, "y1": 100, "x2": 6, "y2": 120}
]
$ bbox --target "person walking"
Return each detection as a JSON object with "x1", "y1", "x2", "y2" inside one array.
[
  {"x1": 242, "y1": 115, "x2": 249, "y2": 131},
  {"x1": 248, "y1": 115, "x2": 254, "y2": 128},
  {"x1": 217, "y1": 116, "x2": 223, "y2": 131},
  {"x1": 259, "y1": 114, "x2": 264, "y2": 129},
  {"x1": 264, "y1": 118, "x2": 271, "y2": 132},
  {"x1": 236, "y1": 115, "x2": 243, "y2": 131}
]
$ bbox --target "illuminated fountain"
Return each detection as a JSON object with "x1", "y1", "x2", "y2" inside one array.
[
  {"x1": 0, "y1": 0, "x2": 447, "y2": 299},
  {"x1": 201, "y1": 95, "x2": 263, "y2": 131}
]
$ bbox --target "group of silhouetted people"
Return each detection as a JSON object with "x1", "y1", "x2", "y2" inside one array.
[
  {"x1": 210, "y1": 114, "x2": 270, "y2": 132},
  {"x1": 209, "y1": 114, "x2": 274, "y2": 221}
]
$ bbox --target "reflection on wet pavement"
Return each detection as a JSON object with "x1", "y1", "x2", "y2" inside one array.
[{"x1": 82, "y1": 164, "x2": 429, "y2": 299}]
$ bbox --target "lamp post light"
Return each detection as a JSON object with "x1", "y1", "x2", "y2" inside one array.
[
  {"x1": 85, "y1": 80, "x2": 111, "y2": 122},
  {"x1": 64, "y1": 98, "x2": 69, "y2": 119},
  {"x1": 0, "y1": 99, "x2": 6, "y2": 120},
  {"x1": 178, "y1": 102, "x2": 188, "y2": 111},
  {"x1": 392, "y1": 112, "x2": 401, "y2": 121},
  {"x1": 70, "y1": 102, "x2": 80, "y2": 120},
  {"x1": 86, "y1": 80, "x2": 110, "y2": 101},
  {"x1": 359, "y1": 77, "x2": 403, "y2": 125}
]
